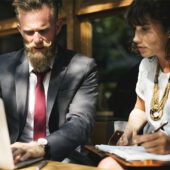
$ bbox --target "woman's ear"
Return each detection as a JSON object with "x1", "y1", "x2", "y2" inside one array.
[{"x1": 55, "y1": 18, "x2": 63, "y2": 36}]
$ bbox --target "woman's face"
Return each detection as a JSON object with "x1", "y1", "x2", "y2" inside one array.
[{"x1": 133, "y1": 19, "x2": 169, "y2": 59}]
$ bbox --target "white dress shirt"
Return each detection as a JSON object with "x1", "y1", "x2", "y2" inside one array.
[{"x1": 20, "y1": 63, "x2": 53, "y2": 142}]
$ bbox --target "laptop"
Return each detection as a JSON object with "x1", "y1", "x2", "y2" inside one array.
[{"x1": 0, "y1": 98, "x2": 43, "y2": 169}]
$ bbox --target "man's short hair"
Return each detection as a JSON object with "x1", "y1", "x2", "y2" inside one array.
[{"x1": 12, "y1": 0, "x2": 58, "y2": 20}]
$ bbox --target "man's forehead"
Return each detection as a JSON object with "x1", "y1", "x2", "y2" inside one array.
[
  {"x1": 18, "y1": 6, "x2": 54, "y2": 30},
  {"x1": 22, "y1": 25, "x2": 49, "y2": 31}
]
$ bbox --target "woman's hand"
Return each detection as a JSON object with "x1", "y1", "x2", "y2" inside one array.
[
  {"x1": 117, "y1": 96, "x2": 146, "y2": 146},
  {"x1": 117, "y1": 130, "x2": 137, "y2": 146},
  {"x1": 117, "y1": 133, "x2": 131, "y2": 146},
  {"x1": 133, "y1": 132, "x2": 170, "y2": 154}
]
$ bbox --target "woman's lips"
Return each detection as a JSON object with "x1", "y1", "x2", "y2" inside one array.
[{"x1": 138, "y1": 46, "x2": 146, "y2": 52}]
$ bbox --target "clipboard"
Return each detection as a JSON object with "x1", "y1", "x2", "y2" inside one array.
[
  {"x1": 85, "y1": 145, "x2": 170, "y2": 167},
  {"x1": 85, "y1": 131, "x2": 170, "y2": 167}
]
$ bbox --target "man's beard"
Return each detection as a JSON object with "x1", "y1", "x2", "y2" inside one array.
[{"x1": 25, "y1": 40, "x2": 56, "y2": 73}]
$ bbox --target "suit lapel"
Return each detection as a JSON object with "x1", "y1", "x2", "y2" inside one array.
[
  {"x1": 14, "y1": 48, "x2": 74, "y2": 129},
  {"x1": 47, "y1": 51, "x2": 68, "y2": 117},
  {"x1": 15, "y1": 53, "x2": 29, "y2": 127}
]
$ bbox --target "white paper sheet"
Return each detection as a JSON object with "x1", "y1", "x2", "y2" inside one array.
[{"x1": 95, "y1": 144, "x2": 170, "y2": 161}]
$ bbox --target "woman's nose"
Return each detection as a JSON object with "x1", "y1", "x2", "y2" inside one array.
[{"x1": 133, "y1": 31, "x2": 141, "y2": 44}]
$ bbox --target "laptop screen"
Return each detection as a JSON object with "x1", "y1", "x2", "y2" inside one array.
[
  {"x1": 0, "y1": 98, "x2": 15, "y2": 169},
  {"x1": 0, "y1": 98, "x2": 43, "y2": 169}
]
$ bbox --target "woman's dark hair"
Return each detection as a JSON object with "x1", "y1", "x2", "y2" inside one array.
[{"x1": 126, "y1": 0, "x2": 170, "y2": 59}]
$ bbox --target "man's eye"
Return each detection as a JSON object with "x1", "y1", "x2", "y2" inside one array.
[
  {"x1": 39, "y1": 29, "x2": 47, "y2": 34},
  {"x1": 25, "y1": 31, "x2": 34, "y2": 35}
]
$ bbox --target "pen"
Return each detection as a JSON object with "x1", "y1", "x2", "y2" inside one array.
[
  {"x1": 36, "y1": 160, "x2": 48, "y2": 170},
  {"x1": 152, "y1": 121, "x2": 168, "y2": 133},
  {"x1": 135, "y1": 121, "x2": 168, "y2": 146}
]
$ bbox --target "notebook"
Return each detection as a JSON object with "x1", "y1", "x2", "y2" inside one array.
[
  {"x1": 95, "y1": 145, "x2": 170, "y2": 162},
  {"x1": 0, "y1": 98, "x2": 43, "y2": 169}
]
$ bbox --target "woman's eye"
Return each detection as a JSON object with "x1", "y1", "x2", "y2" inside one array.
[{"x1": 142, "y1": 27, "x2": 149, "y2": 31}]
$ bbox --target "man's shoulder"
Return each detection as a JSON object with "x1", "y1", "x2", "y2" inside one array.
[
  {"x1": 60, "y1": 48, "x2": 94, "y2": 62},
  {"x1": 67, "y1": 49, "x2": 95, "y2": 64},
  {"x1": 0, "y1": 48, "x2": 25, "y2": 72},
  {"x1": 0, "y1": 48, "x2": 24, "y2": 62},
  {"x1": 59, "y1": 48, "x2": 96, "y2": 69}
]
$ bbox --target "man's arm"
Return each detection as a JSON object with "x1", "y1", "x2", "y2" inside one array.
[
  {"x1": 11, "y1": 56, "x2": 98, "y2": 162},
  {"x1": 46, "y1": 57, "x2": 98, "y2": 160}
]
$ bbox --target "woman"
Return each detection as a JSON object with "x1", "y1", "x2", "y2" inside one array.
[{"x1": 98, "y1": 0, "x2": 170, "y2": 169}]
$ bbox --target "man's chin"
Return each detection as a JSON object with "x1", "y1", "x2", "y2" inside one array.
[{"x1": 26, "y1": 48, "x2": 54, "y2": 73}]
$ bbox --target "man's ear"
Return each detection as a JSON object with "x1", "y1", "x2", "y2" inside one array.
[
  {"x1": 56, "y1": 18, "x2": 63, "y2": 35},
  {"x1": 17, "y1": 24, "x2": 22, "y2": 35}
]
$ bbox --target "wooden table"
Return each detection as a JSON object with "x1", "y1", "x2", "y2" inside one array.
[{"x1": 20, "y1": 161, "x2": 102, "y2": 170}]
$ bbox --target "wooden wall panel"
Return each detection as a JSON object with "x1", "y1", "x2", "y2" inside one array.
[
  {"x1": 80, "y1": 20, "x2": 92, "y2": 57},
  {"x1": 0, "y1": 0, "x2": 133, "y2": 56},
  {"x1": 0, "y1": 18, "x2": 18, "y2": 36},
  {"x1": 76, "y1": 0, "x2": 133, "y2": 16}
]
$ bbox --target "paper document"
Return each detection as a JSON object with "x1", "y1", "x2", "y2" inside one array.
[{"x1": 95, "y1": 145, "x2": 170, "y2": 161}]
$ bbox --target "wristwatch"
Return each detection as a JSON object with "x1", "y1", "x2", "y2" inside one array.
[{"x1": 37, "y1": 138, "x2": 50, "y2": 159}]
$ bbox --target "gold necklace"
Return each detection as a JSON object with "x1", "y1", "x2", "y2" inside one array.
[{"x1": 150, "y1": 62, "x2": 170, "y2": 121}]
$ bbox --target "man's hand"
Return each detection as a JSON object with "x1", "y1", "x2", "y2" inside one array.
[
  {"x1": 11, "y1": 142, "x2": 45, "y2": 163},
  {"x1": 133, "y1": 132, "x2": 170, "y2": 154}
]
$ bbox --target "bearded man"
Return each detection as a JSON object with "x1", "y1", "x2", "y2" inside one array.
[{"x1": 0, "y1": 0, "x2": 98, "y2": 163}]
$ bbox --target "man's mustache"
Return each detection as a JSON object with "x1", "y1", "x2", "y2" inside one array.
[{"x1": 25, "y1": 40, "x2": 52, "y2": 49}]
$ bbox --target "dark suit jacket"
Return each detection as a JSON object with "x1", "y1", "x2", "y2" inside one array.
[{"x1": 0, "y1": 47, "x2": 98, "y2": 161}]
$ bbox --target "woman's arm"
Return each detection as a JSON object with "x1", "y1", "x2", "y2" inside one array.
[{"x1": 117, "y1": 96, "x2": 147, "y2": 145}]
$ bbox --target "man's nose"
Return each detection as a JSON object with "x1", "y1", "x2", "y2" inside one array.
[{"x1": 33, "y1": 32, "x2": 43, "y2": 45}]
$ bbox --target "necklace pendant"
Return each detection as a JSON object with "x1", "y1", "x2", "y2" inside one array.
[
  {"x1": 153, "y1": 111, "x2": 159, "y2": 118},
  {"x1": 150, "y1": 110, "x2": 163, "y2": 121},
  {"x1": 150, "y1": 63, "x2": 170, "y2": 121}
]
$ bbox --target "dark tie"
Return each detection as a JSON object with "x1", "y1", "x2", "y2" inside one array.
[{"x1": 33, "y1": 71, "x2": 48, "y2": 141}]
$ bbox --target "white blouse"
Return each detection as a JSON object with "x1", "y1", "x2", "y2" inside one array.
[{"x1": 136, "y1": 56, "x2": 170, "y2": 135}]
